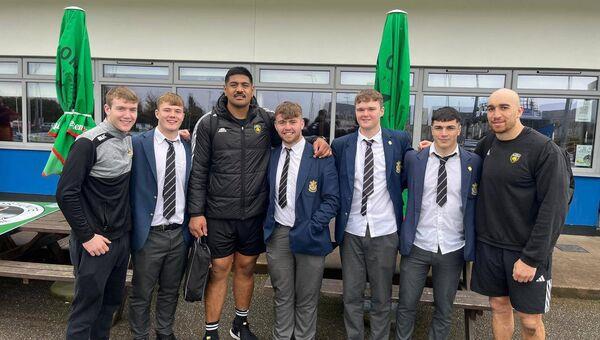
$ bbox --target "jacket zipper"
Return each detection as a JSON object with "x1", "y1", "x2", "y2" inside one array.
[{"x1": 240, "y1": 125, "x2": 246, "y2": 219}]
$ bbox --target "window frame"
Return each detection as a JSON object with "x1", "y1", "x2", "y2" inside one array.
[
  {"x1": 0, "y1": 57, "x2": 22, "y2": 79},
  {"x1": 423, "y1": 68, "x2": 512, "y2": 93},
  {"x1": 96, "y1": 59, "x2": 173, "y2": 84},
  {"x1": 254, "y1": 64, "x2": 334, "y2": 89},
  {"x1": 513, "y1": 69, "x2": 600, "y2": 96}
]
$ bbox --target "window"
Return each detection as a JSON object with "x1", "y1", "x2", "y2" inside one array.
[
  {"x1": 27, "y1": 62, "x2": 56, "y2": 76},
  {"x1": 259, "y1": 69, "x2": 330, "y2": 85},
  {"x1": 0, "y1": 82, "x2": 23, "y2": 142},
  {"x1": 176, "y1": 87, "x2": 223, "y2": 131},
  {"x1": 179, "y1": 67, "x2": 228, "y2": 82},
  {"x1": 338, "y1": 70, "x2": 415, "y2": 88},
  {"x1": 0, "y1": 62, "x2": 19, "y2": 76},
  {"x1": 27, "y1": 82, "x2": 62, "y2": 143},
  {"x1": 421, "y1": 95, "x2": 489, "y2": 151},
  {"x1": 103, "y1": 64, "x2": 170, "y2": 80},
  {"x1": 335, "y1": 92, "x2": 415, "y2": 139},
  {"x1": 518, "y1": 75, "x2": 597, "y2": 91},
  {"x1": 256, "y1": 90, "x2": 332, "y2": 139},
  {"x1": 519, "y1": 97, "x2": 597, "y2": 168},
  {"x1": 428, "y1": 73, "x2": 505, "y2": 89},
  {"x1": 101, "y1": 85, "x2": 171, "y2": 134}
]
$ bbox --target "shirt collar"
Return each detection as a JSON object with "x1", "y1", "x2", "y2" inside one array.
[
  {"x1": 282, "y1": 137, "x2": 306, "y2": 155},
  {"x1": 357, "y1": 128, "x2": 383, "y2": 145},
  {"x1": 154, "y1": 127, "x2": 181, "y2": 144},
  {"x1": 429, "y1": 143, "x2": 460, "y2": 158}
]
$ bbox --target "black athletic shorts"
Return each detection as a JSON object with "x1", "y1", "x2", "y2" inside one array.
[
  {"x1": 471, "y1": 241, "x2": 552, "y2": 314},
  {"x1": 206, "y1": 215, "x2": 266, "y2": 259}
]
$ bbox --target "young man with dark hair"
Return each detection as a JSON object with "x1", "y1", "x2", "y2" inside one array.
[
  {"x1": 332, "y1": 89, "x2": 412, "y2": 340},
  {"x1": 129, "y1": 92, "x2": 192, "y2": 340},
  {"x1": 264, "y1": 101, "x2": 339, "y2": 340},
  {"x1": 187, "y1": 66, "x2": 331, "y2": 340},
  {"x1": 471, "y1": 88, "x2": 570, "y2": 340},
  {"x1": 396, "y1": 106, "x2": 481, "y2": 340},
  {"x1": 57, "y1": 86, "x2": 138, "y2": 340}
]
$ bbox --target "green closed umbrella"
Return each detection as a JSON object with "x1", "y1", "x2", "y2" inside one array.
[
  {"x1": 43, "y1": 6, "x2": 95, "y2": 176},
  {"x1": 374, "y1": 10, "x2": 411, "y2": 131}
]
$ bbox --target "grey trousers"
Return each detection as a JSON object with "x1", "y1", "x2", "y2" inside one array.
[
  {"x1": 341, "y1": 229, "x2": 398, "y2": 340},
  {"x1": 395, "y1": 246, "x2": 464, "y2": 340},
  {"x1": 129, "y1": 228, "x2": 188, "y2": 339},
  {"x1": 266, "y1": 226, "x2": 326, "y2": 340}
]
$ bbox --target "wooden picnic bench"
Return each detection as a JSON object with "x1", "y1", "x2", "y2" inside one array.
[
  {"x1": 265, "y1": 274, "x2": 490, "y2": 340},
  {"x1": 0, "y1": 211, "x2": 133, "y2": 325}
]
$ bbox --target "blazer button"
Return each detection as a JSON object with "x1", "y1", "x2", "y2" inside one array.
[
  {"x1": 150, "y1": 213, "x2": 154, "y2": 216},
  {"x1": 153, "y1": 196, "x2": 157, "y2": 199}
]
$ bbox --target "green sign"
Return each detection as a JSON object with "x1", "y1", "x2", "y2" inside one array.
[{"x1": 0, "y1": 202, "x2": 61, "y2": 236}]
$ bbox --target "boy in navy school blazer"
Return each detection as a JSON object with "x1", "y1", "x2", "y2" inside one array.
[
  {"x1": 263, "y1": 101, "x2": 339, "y2": 339},
  {"x1": 396, "y1": 106, "x2": 481, "y2": 340},
  {"x1": 129, "y1": 93, "x2": 192, "y2": 340}
]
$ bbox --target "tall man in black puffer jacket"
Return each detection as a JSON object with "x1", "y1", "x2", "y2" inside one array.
[{"x1": 187, "y1": 67, "x2": 331, "y2": 340}]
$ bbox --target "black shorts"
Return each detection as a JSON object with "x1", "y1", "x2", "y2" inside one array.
[
  {"x1": 471, "y1": 241, "x2": 552, "y2": 314},
  {"x1": 206, "y1": 215, "x2": 266, "y2": 259}
]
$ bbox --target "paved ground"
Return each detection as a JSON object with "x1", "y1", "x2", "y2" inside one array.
[{"x1": 1, "y1": 274, "x2": 600, "y2": 340}]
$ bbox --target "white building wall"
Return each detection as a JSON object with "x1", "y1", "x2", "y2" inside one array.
[{"x1": 1, "y1": 0, "x2": 599, "y2": 68}]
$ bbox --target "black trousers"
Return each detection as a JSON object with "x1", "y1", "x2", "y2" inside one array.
[{"x1": 66, "y1": 233, "x2": 130, "y2": 340}]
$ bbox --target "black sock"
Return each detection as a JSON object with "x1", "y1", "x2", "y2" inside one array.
[
  {"x1": 205, "y1": 320, "x2": 219, "y2": 334},
  {"x1": 234, "y1": 307, "x2": 248, "y2": 324}
]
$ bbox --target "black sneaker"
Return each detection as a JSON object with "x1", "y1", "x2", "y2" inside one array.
[
  {"x1": 203, "y1": 331, "x2": 219, "y2": 340},
  {"x1": 229, "y1": 319, "x2": 257, "y2": 340}
]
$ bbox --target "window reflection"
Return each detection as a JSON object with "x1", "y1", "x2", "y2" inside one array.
[
  {"x1": 422, "y1": 96, "x2": 489, "y2": 151},
  {"x1": 27, "y1": 83, "x2": 63, "y2": 143},
  {"x1": 0, "y1": 82, "x2": 22, "y2": 142},
  {"x1": 176, "y1": 87, "x2": 222, "y2": 131},
  {"x1": 28, "y1": 62, "x2": 55, "y2": 76},
  {"x1": 422, "y1": 95, "x2": 597, "y2": 168},
  {"x1": 256, "y1": 90, "x2": 332, "y2": 140},
  {"x1": 101, "y1": 85, "x2": 170, "y2": 134},
  {"x1": 335, "y1": 92, "x2": 414, "y2": 139},
  {"x1": 520, "y1": 97, "x2": 596, "y2": 168}
]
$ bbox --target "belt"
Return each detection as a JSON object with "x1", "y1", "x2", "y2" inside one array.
[
  {"x1": 275, "y1": 222, "x2": 292, "y2": 228},
  {"x1": 151, "y1": 223, "x2": 182, "y2": 232}
]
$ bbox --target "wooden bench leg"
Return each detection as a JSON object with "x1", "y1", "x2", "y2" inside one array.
[
  {"x1": 464, "y1": 309, "x2": 476, "y2": 340},
  {"x1": 112, "y1": 287, "x2": 128, "y2": 327}
]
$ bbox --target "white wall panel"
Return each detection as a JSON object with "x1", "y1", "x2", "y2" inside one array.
[{"x1": 1, "y1": 0, "x2": 599, "y2": 68}]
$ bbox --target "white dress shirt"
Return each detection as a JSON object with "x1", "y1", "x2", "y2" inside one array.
[
  {"x1": 414, "y1": 143, "x2": 464, "y2": 254},
  {"x1": 151, "y1": 128, "x2": 186, "y2": 226},
  {"x1": 274, "y1": 138, "x2": 306, "y2": 227},
  {"x1": 345, "y1": 129, "x2": 398, "y2": 238}
]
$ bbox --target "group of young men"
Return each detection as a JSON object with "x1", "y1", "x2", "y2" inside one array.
[{"x1": 56, "y1": 66, "x2": 570, "y2": 340}]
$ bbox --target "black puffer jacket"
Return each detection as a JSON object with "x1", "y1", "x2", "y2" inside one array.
[{"x1": 187, "y1": 94, "x2": 279, "y2": 220}]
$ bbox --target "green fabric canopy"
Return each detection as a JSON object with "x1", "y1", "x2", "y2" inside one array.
[{"x1": 43, "y1": 6, "x2": 95, "y2": 176}]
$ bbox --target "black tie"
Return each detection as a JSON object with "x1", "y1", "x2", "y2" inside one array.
[
  {"x1": 361, "y1": 139, "x2": 374, "y2": 216},
  {"x1": 163, "y1": 139, "x2": 177, "y2": 219},
  {"x1": 278, "y1": 148, "x2": 291, "y2": 208},
  {"x1": 435, "y1": 153, "x2": 456, "y2": 207}
]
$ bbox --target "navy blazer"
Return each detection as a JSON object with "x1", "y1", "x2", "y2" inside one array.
[
  {"x1": 331, "y1": 128, "x2": 412, "y2": 245},
  {"x1": 264, "y1": 141, "x2": 340, "y2": 256},
  {"x1": 130, "y1": 129, "x2": 192, "y2": 252},
  {"x1": 400, "y1": 146, "x2": 481, "y2": 261}
]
